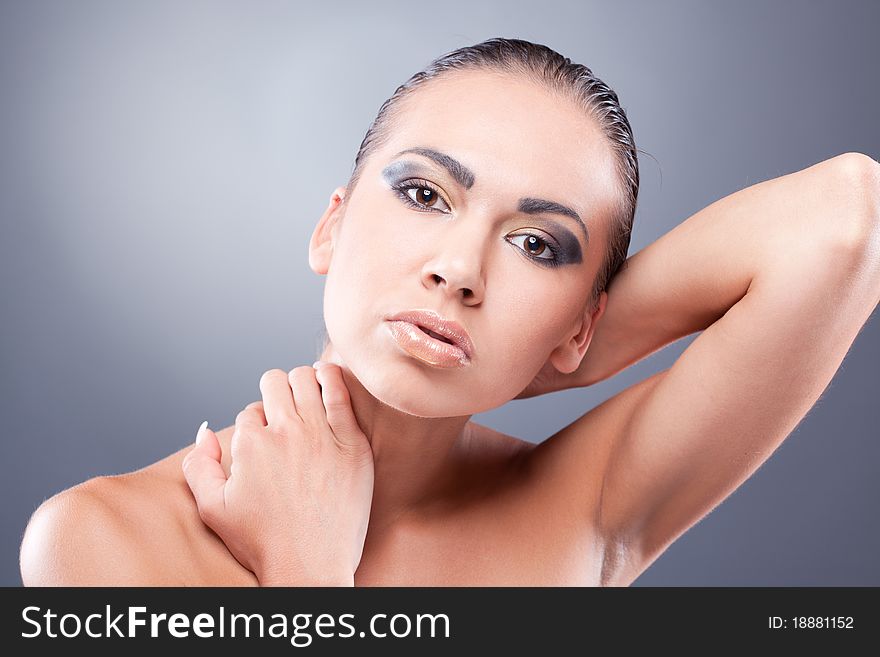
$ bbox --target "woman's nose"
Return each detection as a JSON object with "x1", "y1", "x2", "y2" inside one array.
[{"x1": 420, "y1": 233, "x2": 486, "y2": 304}]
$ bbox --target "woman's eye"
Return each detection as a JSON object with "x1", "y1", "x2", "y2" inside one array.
[
  {"x1": 407, "y1": 186, "x2": 444, "y2": 209},
  {"x1": 394, "y1": 182, "x2": 451, "y2": 213},
  {"x1": 508, "y1": 233, "x2": 560, "y2": 263}
]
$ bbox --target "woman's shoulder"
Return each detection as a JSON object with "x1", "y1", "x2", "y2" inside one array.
[
  {"x1": 20, "y1": 436, "x2": 255, "y2": 586},
  {"x1": 20, "y1": 472, "x2": 158, "y2": 585}
]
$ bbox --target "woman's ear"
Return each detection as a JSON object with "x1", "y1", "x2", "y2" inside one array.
[
  {"x1": 308, "y1": 186, "x2": 347, "y2": 275},
  {"x1": 548, "y1": 290, "x2": 608, "y2": 374}
]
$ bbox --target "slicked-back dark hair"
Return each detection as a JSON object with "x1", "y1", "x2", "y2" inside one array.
[{"x1": 343, "y1": 37, "x2": 639, "y2": 309}]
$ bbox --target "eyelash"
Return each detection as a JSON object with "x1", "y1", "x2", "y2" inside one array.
[
  {"x1": 390, "y1": 179, "x2": 562, "y2": 267},
  {"x1": 392, "y1": 178, "x2": 452, "y2": 213}
]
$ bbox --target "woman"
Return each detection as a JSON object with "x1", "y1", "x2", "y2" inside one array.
[{"x1": 20, "y1": 38, "x2": 880, "y2": 586}]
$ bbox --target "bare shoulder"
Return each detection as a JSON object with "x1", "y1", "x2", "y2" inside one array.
[
  {"x1": 20, "y1": 433, "x2": 255, "y2": 586},
  {"x1": 20, "y1": 474, "x2": 157, "y2": 585}
]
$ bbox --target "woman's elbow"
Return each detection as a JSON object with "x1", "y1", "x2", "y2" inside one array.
[{"x1": 824, "y1": 151, "x2": 880, "y2": 253}]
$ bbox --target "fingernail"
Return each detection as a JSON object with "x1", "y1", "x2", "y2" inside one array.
[
  {"x1": 195, "y1": 420, "x2": 208, "y2": 445},
  {"x1": 312, "y1": 360, "x2": 325, "y2": 369}
]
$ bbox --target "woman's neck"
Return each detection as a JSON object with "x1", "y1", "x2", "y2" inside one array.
[{"x1": 317, "y1": 342, "x2": 474, "y2": 533}]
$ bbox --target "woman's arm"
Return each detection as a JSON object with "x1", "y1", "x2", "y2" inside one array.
[
  {"x1": 574, "y1": 152, "x2": 879, "y2": 584},
  {"x1": 578, "y1": 152, "x2": 880, "y2": 387}
]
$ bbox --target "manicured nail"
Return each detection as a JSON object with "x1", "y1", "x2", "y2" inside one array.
[
  {"x1": 195, "y1": 420, "x2": 208, "y2": 445},
  {"x1": 312, "y1": 360, "x2": 325, "y2": 369}
]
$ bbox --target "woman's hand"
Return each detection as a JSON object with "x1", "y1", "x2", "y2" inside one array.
[{"x1": 181, "y1": 362, "x2": 374, "y2": 586}]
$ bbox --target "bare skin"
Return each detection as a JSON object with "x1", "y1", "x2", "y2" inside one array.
[
  {"x1": 19, "y1": 69, "x2": 880, "y2": 587},
  {"x1": 17, "y1": 395, "x2": 637, "y2": 586}
]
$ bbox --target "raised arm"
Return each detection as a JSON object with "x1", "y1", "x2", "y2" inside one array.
[
  {"x1": 580, "y1": 152, "x2": 879, "y2": 387},
  {"x1": 576, "y1": 152, "x2": 879, "y2": 584}
]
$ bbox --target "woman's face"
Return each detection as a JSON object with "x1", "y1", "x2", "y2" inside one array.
[{"x1": 311, "y1": 69, "x2": 620, "y2": 417}]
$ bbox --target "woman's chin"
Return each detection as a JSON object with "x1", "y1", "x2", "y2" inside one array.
[
  {"x1": 346, "y1": 367, "x2": 470, "y2": 418},
  {"x1": 326, "y1": 338, "x2": 514, "y2": 416},
  {"x1": 363, "y1": 378, "x2": 466, "y2": 417}
]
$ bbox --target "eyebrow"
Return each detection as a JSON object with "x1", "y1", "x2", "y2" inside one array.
[
  {"x1": 396, "y1": 147, "x2": 476, "y2": 190},
  {"x1": 393, "y1": 147, "x2": 590, "y2": 245},
  {"x1": 517, "y1": 198, "x2": 587, "y2": 239}
]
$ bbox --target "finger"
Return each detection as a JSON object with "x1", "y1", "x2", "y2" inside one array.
[
  {"x1": 231, "y1": 405, "x2": 268, "y2": 463},
  {"x1": 313, "y1": 364, "x2": 365, "y2": 447},
  {"x1": 244, "y1": 400, "x2": 267, "y2": 424},
  {"x1": 181, "y1": 422, "x2": 227, "y2": 525},
  {"x1": 288, "y1": 366, "x2": 325, "y2": 428},
  {"x1": 235, "y1": 405, "x2": 266, "y2": 432},
  {"x1": 258, "y1": 369, "x2": 297, "y2": 428}
]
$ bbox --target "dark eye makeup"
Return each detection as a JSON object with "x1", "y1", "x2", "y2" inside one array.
[
  {"x1": 391, "y1": 178, "x2": 452, "y2": 213},
  {"x1": 381, "y1": 161, "x2": 583, "y2": 268}
]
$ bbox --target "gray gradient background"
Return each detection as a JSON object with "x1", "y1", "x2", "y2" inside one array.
[{"x1": 2, "y1": 0, "x2": 878, "y2": 586}]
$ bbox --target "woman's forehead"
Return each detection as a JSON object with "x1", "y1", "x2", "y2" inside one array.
[
  {"x1": 382, "y1": 71, "x2": 619, "y2": 219},
  {"x1": 393, "y1": 70, "x2": 604, "y2": 149}
]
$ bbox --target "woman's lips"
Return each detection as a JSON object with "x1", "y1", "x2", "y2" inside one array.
[{"x1": 386, "y1": 320, "x2": 470, "y2": 368}]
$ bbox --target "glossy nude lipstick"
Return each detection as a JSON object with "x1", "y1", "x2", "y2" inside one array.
[{"x1": 385, "y1": 309, "x2": 474, "y2": 369}]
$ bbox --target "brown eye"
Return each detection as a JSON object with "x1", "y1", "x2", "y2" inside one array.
[
  {"x1": 395, "y1": 182, "x2": 451, "y2": 212},
  {"x1": 411, "y1": 186, "x2": 438, "y2": 207},
  {"x1": 397, "y1": 184, "x2": 450, "y2": 213},
  {"x1": 524, "y1": 235, "x2": 546, "y2": 256},
  {"x1": 508, "y1": 233, "x2": 559, "y2": 264}
]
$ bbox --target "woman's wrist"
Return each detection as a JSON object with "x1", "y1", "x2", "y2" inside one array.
[
  {"x1": 258, "y1": 559, "x2": 355, "y2": 587},
  {"x1": 259, "y1": 568, "x2": 355, "y2": 587}
]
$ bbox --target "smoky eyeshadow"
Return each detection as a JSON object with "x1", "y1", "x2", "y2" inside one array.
[
  {"x1": 548, "y1": 228, "x2": 583, "y2": 265},
  {"x1": 381, "y1": 159, "x2": 585, "y2": 267},
  {"x1": 381, "y1": 160, "x2": 423, "y2": 184}
]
